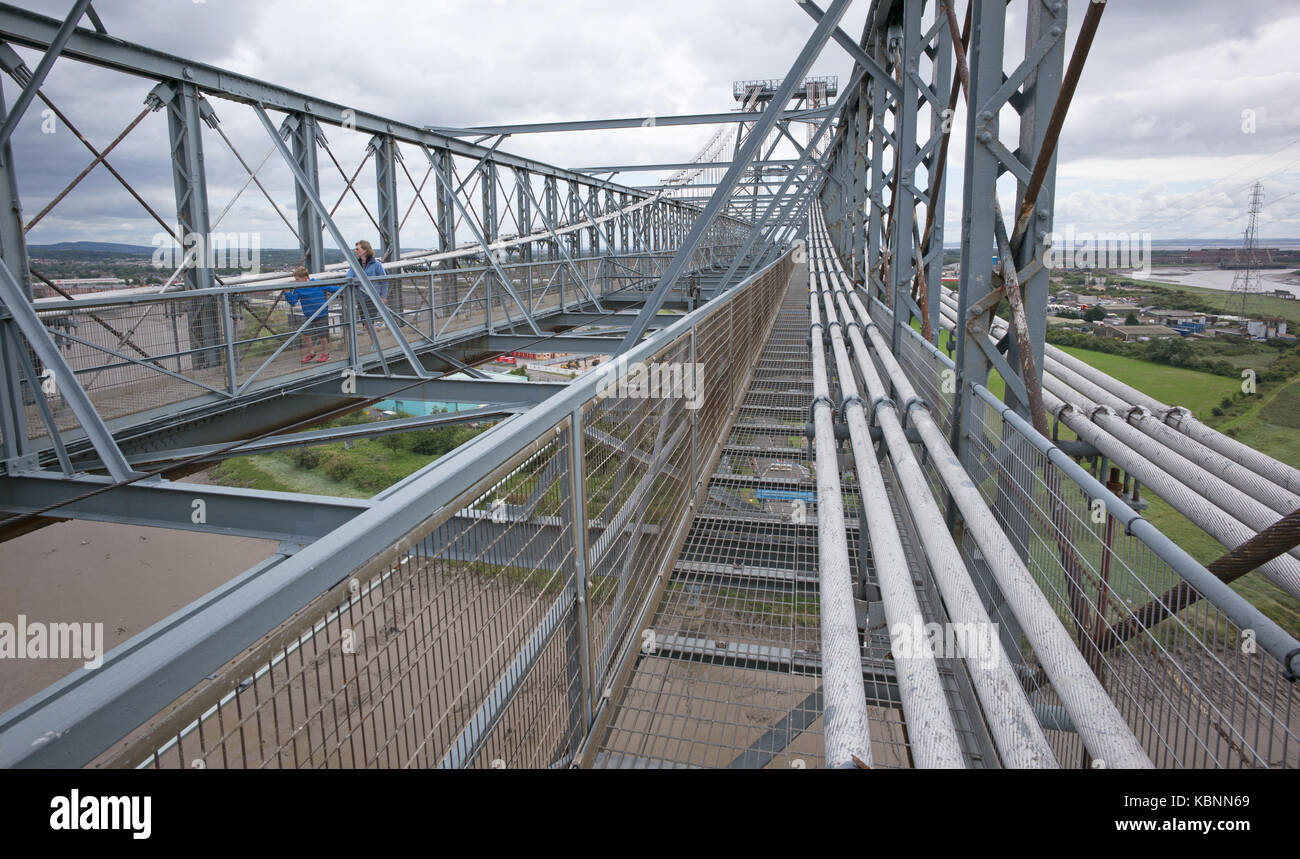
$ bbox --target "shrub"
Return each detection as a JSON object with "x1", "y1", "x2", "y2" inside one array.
[
  {"x1": 320, "y1": 449, "x2": 356, "y2": 481},
  {"x1": 378, "y1": 432, "x2": 412, "y2": 452},
  {"x1": 289, "y1": 447, "x2": 323, "y2": 469}
]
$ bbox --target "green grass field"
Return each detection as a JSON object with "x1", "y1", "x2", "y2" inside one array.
[
  {"x1": 213, "y1": 444, "x2": 439, "y2": 498},
  {"x1": 1052, "y1": 345, "x2": 1241, "y2": 417}
]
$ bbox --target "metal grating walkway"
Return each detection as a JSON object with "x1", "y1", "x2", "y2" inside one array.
[{"x1": 589, "y1": 265, "x2": 993, "y2": 768}]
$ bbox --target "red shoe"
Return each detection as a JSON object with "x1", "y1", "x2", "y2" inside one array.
[
  {"x1": 301, "y1": 354, "x2": 316, "y2": 364},
  {"x1": 316, "y1": 352, "x2": 330, "y2": 363}
]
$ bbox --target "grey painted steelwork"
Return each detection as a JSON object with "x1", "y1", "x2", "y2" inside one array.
[
  {"x1": 281, "y1": 113, "x2": 327, "y2": 272},
  {"x1": 297, "y1": 374, "x2": 567, "y2": 406},
  {"x1": 0, "y1": 470, "x2": 370, "y2": 541},
  {"x1": 109, "y1": 405, "x2": 526, "y2": 468},
  {"x1": 574, "y1": 158, "x2": 801, "y2": 174},
  {"x1": 371, "y1": 133, "x2": 402, "y2": 264},
  {"x1": 154, "y1": 80, "x2": 222, "y2": 372},
  {"x1": 0, "y1": 0, "x2": 89, "y2": 148},
  {"x1": 0, "y1": 262, "x2": 135, "y2": 480}
]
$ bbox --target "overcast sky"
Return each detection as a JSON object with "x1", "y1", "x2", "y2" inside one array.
[{"x1": 6, "y1": 0, "x2": 1300, "y2": 248}]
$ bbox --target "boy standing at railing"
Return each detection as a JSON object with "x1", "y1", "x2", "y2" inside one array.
[{"x1": 284, "y1": 265, "x2": 338, "y2": 363}]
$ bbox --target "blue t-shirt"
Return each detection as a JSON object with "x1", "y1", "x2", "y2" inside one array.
[{"x1": 284, "y1": 278, "x2": 339, "y2": 320}]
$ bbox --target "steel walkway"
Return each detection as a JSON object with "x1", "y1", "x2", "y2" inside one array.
[{"x1": 589, "y1": 265, "x2": 994, "y2": 768}]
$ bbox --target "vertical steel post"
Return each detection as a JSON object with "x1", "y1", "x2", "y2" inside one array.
[
  {"x1": 544, "y1": 175, "x2": 559, "y2": 261},
  {"x1": 434, "y1": 147, "x2": 457, "y2": 262},
  {"x1": 371, "y1": 133, "x2": 402, "y2": 265},
  {"x1": 567, "y1": 406, "x2": 594, "y2": 737},
  {"x1": 156, "y1": 81, "x2": 221, "y2": 370},
  {"x1": 949, "y1": 0, "x2": 1005, "y2": 474},
  {"x1": 282, "y1": 113, "x2": 325, "y2": 272},
  {"x1": 516, "y1": 168, "x2": 532, "y2": 263},
  {"x1": 887, "y1": 1, "x2": 921, "y2": 356},
  {"x1": 0, "y1": 80, "x2": 30, "y2": 460}
]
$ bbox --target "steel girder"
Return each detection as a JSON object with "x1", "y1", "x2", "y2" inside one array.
[
  {"x1": 431, "y1": 106, "x2": 832, "y2": 137},
  {"x1": 152, "y1": 81, "x2": 224, "y2": 374},
  {"x1": 0, "y1": 470, "x2": 371, "y2": 542},
  {"x1": 281, "y1": 113, "x2": 327, "y2": 272},
  {"x1": 0, "y1": 80, "x2": 31, "y2": 460},
  {"x1": 371, "y1": 133, "x2": 402, "y2": 264},
  {"x1": 948, "y1": 0, "x2": 1066, "y2": 475}
]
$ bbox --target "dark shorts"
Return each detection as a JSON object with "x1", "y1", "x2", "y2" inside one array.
[{"x1": 303, "y1": 314, "x2": 330, "y2": 340}]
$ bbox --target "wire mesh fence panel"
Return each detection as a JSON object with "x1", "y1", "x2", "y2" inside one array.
[
  {"x1": 119, "y1": 427, "x2": 584, "y2": 769},
  {"x1": 33, "y1": 294, "x2": 233, "y2": 435},
  {"x1": 893, "y1": 325, "x2": 955, "y2": 438},
  {"x1": 583, "y1": 331, "x2": 697, "y2": 699}
]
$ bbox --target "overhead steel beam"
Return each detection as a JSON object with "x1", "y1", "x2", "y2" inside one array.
[
  {"x1": 616, "y1": 0, "x2": 854, "y2": 352},
  {"x1": 574, "y1": 159, "x2": 801, "y2": 174},
  {"x1": 0, "y1": 4, "x2": 641, "y2": 196},
  {"x1": 428, "y1": 106, "x2": 831, "y2": 137}
]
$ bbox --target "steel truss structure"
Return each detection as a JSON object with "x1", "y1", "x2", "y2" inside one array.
[{"x1": 0, "y1": 0, "x2": 1297, "y2": 770}]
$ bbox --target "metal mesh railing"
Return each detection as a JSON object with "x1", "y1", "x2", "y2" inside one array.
[
  {"x1": 964, "y1": 394, "x2": 1300, "y2": 768},
  {"x1": 20, "y1": 250, "x2": 720, "y2": 449},
  {"x1": 119, "y1": 428, "x2": 582, "y2": 768},
  {"x1": 103, "y1": 251, "x2": 794, "y2": 769}
]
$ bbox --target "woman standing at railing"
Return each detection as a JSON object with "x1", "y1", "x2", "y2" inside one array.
[{"x1": 350, "y1": 239, "x2": 389, "y2": 329}]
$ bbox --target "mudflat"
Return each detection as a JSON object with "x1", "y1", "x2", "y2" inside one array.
[{"x1": 0, "y1": 512, "x2": 277, "y2": 713}]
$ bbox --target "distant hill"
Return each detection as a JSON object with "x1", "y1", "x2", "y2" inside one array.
[
  {"x1": 27, "y1": 243, "x2": 349, "y2": 265},
  {"x1": 30, "y1": 241, "x2": 157, "y2": 254}
]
